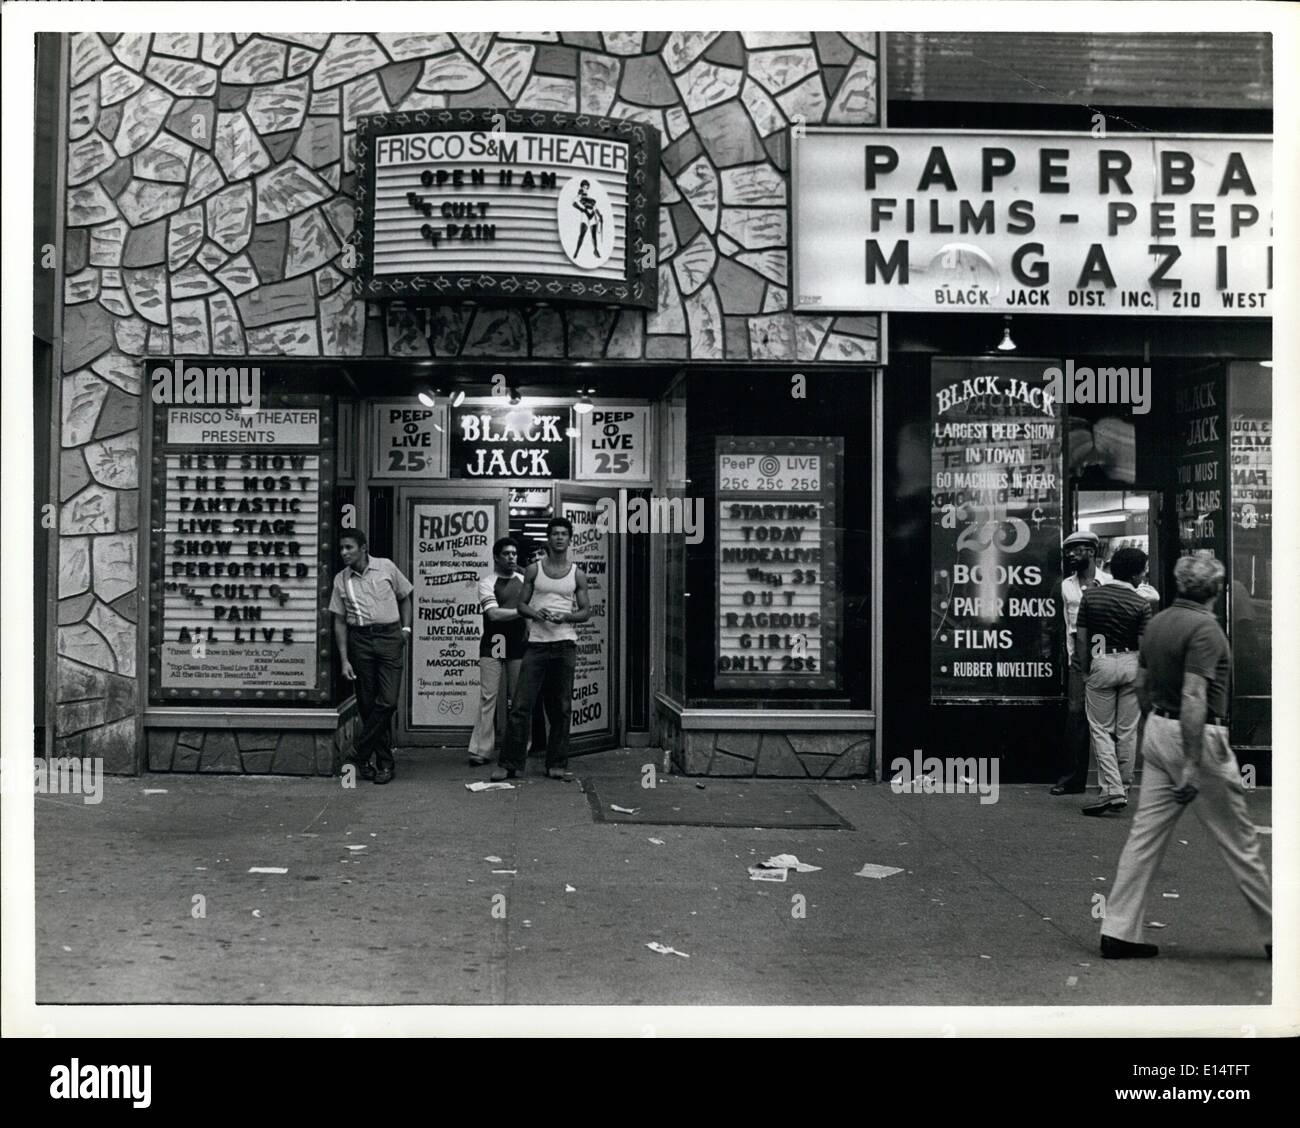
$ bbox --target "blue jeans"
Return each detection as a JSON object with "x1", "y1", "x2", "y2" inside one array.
[{"x1": 499, "y1": 641, "x2": 576, "y2": 771}]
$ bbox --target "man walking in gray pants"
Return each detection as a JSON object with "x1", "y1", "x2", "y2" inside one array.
[{"x1": 1100, "y1": 554, "x2": 1272, "y2": 959}]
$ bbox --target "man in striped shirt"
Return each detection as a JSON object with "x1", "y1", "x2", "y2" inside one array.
[
  {"x1": 329, "y1": 530, "x2": 413, "y2": 785},
  {"x1": 1077, "y1": 547, "x2": 1153, "y2": 815}
]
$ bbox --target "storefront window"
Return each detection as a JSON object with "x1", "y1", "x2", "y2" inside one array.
[
  {"x1": 676, "y1": 369, "x2": 871, "y2": 709},
  {"x1": 1229, "y1": 361, "x2": 1272, "y2": 746},
  {"x1": 147, "y1": 390, "x2": 335, "y2": 706}
]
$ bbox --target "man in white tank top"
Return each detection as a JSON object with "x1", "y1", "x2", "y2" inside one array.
[{"x1": 492, "y1": 517, "x2": 591, "y2": 781}]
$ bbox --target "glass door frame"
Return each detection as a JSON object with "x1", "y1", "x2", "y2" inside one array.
[
  {"x1": 551, "y1": 480, "x2": 624, "y2": 755},
  {"x1": 394, "y1": 484, "x2": 511, "y2": 748}
]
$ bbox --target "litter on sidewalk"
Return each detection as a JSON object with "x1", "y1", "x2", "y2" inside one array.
[
  {"x1": 647, "y1": 838, "x2": 665, "y2": 846},
  {"x1": 1147, "y1": 921, "x2": 1168, "y2": 929},
  {"x1": 748, "y1": 866, "x2": 788, "y2": 882},
  {"x1": 484, "y1": 856, "x2": 503, "y2": 863},
  {"x1": 646, "y1": 942, "x2": 689, "y2": 958},
  {"x1": 467, "y1": 781, "x2": 515, "y2": 792},
  {"x1": 855, "y1": 863, "x2": 904, "y2": 880},
  {"x1": 346, "y1": 845, "x2": 367, "y2": 852},
  {"x1": 764, "y1": 853, "x2": 821, "y2": 873},
  {"x1": 142, "y1": 789, "x2": 168, "y2": 795},
  {"x1": 610, "y1": 804, "x2": 639, "y2": 814},
  {"x1": 491, "y1": 869, "x2": 517, "y2": 875},
  {"x1": 565, "y1": 884, "x2": 576, "y2": 893},
  {"x1": 248, "y1": 867, "x2": 288, "y2": 875}
]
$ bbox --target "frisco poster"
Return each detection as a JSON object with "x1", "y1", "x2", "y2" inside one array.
[{"x1": 562, "y1": 499, "x2": 611, "y2": 738}]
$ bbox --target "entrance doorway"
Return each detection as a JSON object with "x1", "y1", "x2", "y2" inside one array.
[
  {"x1": 1073, "y1": 489, "x2": 1163, "y2": 599},
  {"x1": 392, "y1": 480, "x2": 623, "y2": 756}
]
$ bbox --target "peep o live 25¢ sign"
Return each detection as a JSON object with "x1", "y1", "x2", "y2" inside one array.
[{"x1": 353, "y1": 109, "x2": 660, "y2": 309}]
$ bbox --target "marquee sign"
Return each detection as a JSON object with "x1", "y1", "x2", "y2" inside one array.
[
  {"x1": 353, "y1": 108, "x2": 660, "y2": 309},
  {"x1": 794, "y1": 129, "x2": 1272, "y2": 317},
  {"x1": 148, "y1": 389, "x2": 335, "y2": 705}
]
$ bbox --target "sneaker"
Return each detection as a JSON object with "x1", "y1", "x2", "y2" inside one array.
[{"x1": 490, "y1": 766, "x2": 517, "y2": 782}]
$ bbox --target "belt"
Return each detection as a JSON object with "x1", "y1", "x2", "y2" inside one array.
[
  {"x1": 350, "y1": 621, "x2": 400, "y2": 632},
  {"x1": 1153, "y1": 706, "x2": 1224, "y2": 726}
]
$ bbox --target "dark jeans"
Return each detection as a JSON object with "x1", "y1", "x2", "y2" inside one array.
[
  {"x1": 1056, "y1": 665, "x2": 1092, "y2": 788},
  {"x1": 500, "y1": 641, "x2": 576, "y2": 771},
  {"x1": 347, "y1": 623, "x2": 404, "y2": 770}
]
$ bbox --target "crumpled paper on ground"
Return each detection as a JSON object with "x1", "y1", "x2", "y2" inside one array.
[{"x1": 854, "y1": 863, "x2": 904, "y2": 879}]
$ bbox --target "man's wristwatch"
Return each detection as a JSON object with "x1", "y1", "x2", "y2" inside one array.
[{"x1": 401, "y1": 626, "x2": 411, "y2": 635}]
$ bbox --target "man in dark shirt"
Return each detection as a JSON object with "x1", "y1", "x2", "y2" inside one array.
[
  {"x1": 1099, "y1": 553, "x2": 1272, "y2": 959},
  {"x1": 468, "y1": 538, "x2": 526, "y2": 766},
  {"x1": 1077, "y1": 547, "x2": 1153, "y2": 815}
]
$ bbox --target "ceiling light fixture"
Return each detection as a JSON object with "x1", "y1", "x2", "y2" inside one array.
[
  {"x1": 415, "y1": 384, "x2": 438, "y2": 407},
  {"x1": 574, "y1": 388, "x2": 596, "y2": 415},
  {"x1": 996, "y1": 316, "x2": 1017, "y2": 352}
]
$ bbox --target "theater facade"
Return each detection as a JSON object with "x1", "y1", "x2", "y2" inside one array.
[{"x1": 36, "y1": 30, "x2": 1271, "y2": 782}]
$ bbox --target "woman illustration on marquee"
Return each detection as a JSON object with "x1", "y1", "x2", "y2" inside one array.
[{"x1": 571, "y1": 179, "x2": 605, "y2": 261}]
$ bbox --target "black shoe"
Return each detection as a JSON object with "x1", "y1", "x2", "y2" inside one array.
[
  {"x1": 1082, "y1": 796, "x2": 1127, "y2": 816},
  {"x1": 350, "y1": 760, "x2": 375, "y2": 781},
  {"x1": 374, "y1": 766, "x2": 394, "y2": 785},
  {"x1": 1050, "y1": 784, "x2": 1085, "y2": 795},
  {"x1": 1101, "y1": 935, "x2": 1159, "y2": 959}
]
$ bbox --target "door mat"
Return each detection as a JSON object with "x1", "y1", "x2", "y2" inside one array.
[{"x1": 581, "y1": 779, "x2": 853, "y2": 830}]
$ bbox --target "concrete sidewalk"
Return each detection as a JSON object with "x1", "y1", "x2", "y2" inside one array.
[{"x1": 35, "y1": 749, "x2": 1272, "y2": 1006}]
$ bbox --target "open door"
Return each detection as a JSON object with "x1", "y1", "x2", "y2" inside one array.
[
  {"x1": 553, "y1": 482, "x2": 621, "y2": 755},
  {"x1": 395, "y1": 484, "x2": 510, "y2": 750}
]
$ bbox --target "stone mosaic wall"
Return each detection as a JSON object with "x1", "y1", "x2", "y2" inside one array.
[
  {"x1": 55, "y1": 30, "x2": 881, "y2": 769},
  {"x1": 146, "y1": 705, "x2": 359, "y2": 775},
  {"x1": 661, "y1": 715, "x2": 874, "y2": 778}
]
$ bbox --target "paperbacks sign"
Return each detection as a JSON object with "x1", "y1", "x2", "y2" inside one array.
[
  {"x1": 795, "y1": 130, "x2": 1272, "y2": 317},
  {"x1": 354, "y1": 109, "x2": 659, "y2": 309}
]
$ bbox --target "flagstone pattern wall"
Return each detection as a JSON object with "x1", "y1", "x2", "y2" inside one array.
[{"x1": 55, "y1": 30, "x2": 880, "y2": 772}]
